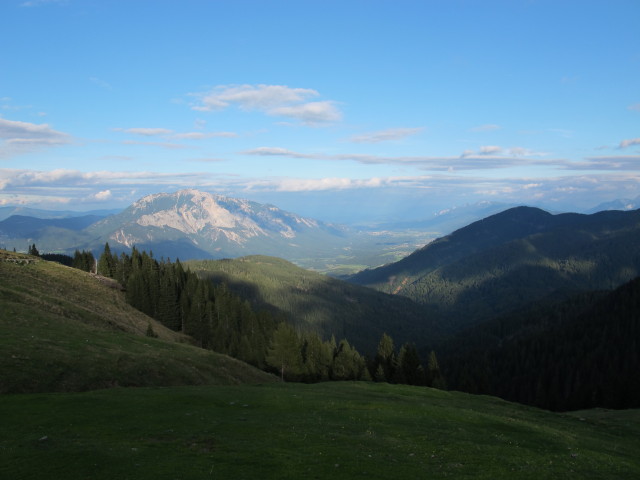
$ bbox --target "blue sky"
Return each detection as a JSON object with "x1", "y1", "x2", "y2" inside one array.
[{"x1": 1, "y1": 0, "x2": 639, "y2": 223}]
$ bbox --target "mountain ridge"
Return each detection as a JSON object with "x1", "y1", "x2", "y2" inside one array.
[
  {"x1": 0, "y1": 189, "x2": 434, "y2": 272},
  {"x1": 348, "y1": 206, "x2": 640, "y2": 330}
]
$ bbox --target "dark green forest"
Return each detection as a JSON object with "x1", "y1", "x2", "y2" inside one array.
[{"x1": 439, "y1": 278, "x2": 640, "y2": 411}]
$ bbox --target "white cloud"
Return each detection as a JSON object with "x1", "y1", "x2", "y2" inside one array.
[
  {"x1": 3, "y1": 167, "x2": 640, "y2": 216},
  {"x1": 0, "y1": 118, "x2": 69, "y2": 141},
  {"x1": 619, "y1": 138, "x2": 640, "y2": 149},
  {"x1": 350, "y1": 127, "x2": 423, "y2": 143},
  {"x1": 116, "y1": 127, "x2": 173, "y2": 136},
  {"x1": 114, "y1": 126, "x2": 238, "y2": 141},
  {"x1": 627, "y1": 103, "x2": 640, "y2": 112},
  {"x1": 122, "y1": 140, "x2": 188, "y2": 150},
  {"x1": 92, "y1": 189, "x2": 113, "y2": 201},
  {"x1": 271, "y1": 177, "x2": 384, "y2": 192},
  {"x1": 269, "y1": 101, "x2": 342, "y2": 125},
  {"x1": 191, "y1": 84, "x2": 342, "y2": 125},
  {"x1": 508, "y1": 147, "x2": 548, "y2": 157},
  {"x1": 478, "y1": 145, "x2": 503, "y2": 155},
  {"x1": 470, "y1": 124, "x2": 501, "y2": 132},
  {"x1": 193, "y1": 84, "x2": 318, "y2": 112},
  {"x1": 460, "y1": 145, "x2": 548, "y2": 160},
  {"x1": 172, "y1": 131, "x2": 238, "y2": 140},
  {"x1": 244, "y1": 146, "x2": 565, "y2": 171},
  {"x1": 245, "y1": 146, "x2": 303, "y2": 157},
  {"x1": 0, "y1": 118, "x2": 71, "y2": 158},
  {"x1": 577, "y1": 156, "x2": 640, "y2": 170}
]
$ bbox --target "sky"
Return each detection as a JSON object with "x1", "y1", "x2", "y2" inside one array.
[{"x1": 1, "y1": 0, "x2": 639, "y2": 224}]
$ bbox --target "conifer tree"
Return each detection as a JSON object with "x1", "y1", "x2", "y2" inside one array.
[
  {"x1": 266, "y1": 322, "x2": 303, "y2": 381},
  {"x1": 72, "y1": 249, "x2": 95, "y2": 272},
  {"x1": 28, "y1": 244, "x2": 39, "y2": 256},
  {"x1": 374, "y1": 333, "x2": 396, "y2": 382},
  {"x1": 301, "y1": 332, "x2": 332, "y2": 381},
  {"x1": 396, "y1": 343, "x2": 424, "y2": 385},
  {"x1": 427, "y1": 350, "x2": 446, "y2": 389},
  {"x1": 97, "y1": 242, "x2": 117, "y2": 277}
]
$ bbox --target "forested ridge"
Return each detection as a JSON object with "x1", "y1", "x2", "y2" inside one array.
[
  {"x1": 349, "y1": 206, "x2": 640, "y2": 330},
  {"x1": 439, "y1": 277, "x2": 640, "y2": 411}
]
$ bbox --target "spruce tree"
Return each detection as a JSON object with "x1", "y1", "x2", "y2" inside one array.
[
  {"x1": 397, "y1": 343, "x2": 424, "y2": 385},
  {"x1": 427, "y1": 351, "x2": 446, "y2": 389},
  {"x1": 374, "y1": 333, "x2": 396, "y2": 382},
  {"x1": 97, "y1": 242, "x2": 116, "y2": 277},
  {"x1": 266, "y1": 322, "x2": 303, "y2": 381}
]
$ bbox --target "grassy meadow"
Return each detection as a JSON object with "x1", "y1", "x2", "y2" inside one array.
[{"x1": 2, "y1": 382, "x2": 639, "y2": 479}]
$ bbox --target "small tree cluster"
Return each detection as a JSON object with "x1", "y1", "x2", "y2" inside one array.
[
  {"x1": 72, "y1": 249, "x2": 95, "y2": 272},
  {"x1": 40, "y1": 253, "x2": 74, "y2": 266},
  {"x1": 265, "y1": 322, "x2": 369, "y2": 382},
  {"x1": 369, "y1": 332, "x2": 445, "y2": 389}
]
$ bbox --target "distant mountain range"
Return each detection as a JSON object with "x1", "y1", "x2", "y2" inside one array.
[
  {"x1": 586, "y1": 195, "x2": 640, "y2": 213},
  {"x1": 0, "y1": 190, "x2": 351, "y2": 263},
  {"x1": 83, "y1": 189, "x2": 357, "y2": 261},
  {"x1": 0, "y1": 206, "x2": 120, "y2": 221},
  {"x1": 2, "y1": 190, "x2": 639, "y2": 273},
  {"x1": 0, "y1": 189, "x2": 433, "y2": 271},
  {"x1": 348, "y1": 206, "x2": 640, "y2": 330}
]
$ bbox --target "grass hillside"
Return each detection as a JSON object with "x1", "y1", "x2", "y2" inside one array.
[
  {"x1": 0, "y1": 250, "x2": 275, "y2": 393},
  {"x1": 2, "y1": 382, "x2": 639, "y2": 479},
  {"x1": 186, "y1": 255, "x2": 445, "y2": 353}
]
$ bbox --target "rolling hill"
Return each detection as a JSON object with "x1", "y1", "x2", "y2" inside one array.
[
  {"x1": 349, "y1": 206, "x2": 640, "y2": 330},
  {"x1": 0, "y1": 249, "x2": 276, "y2": 393}
]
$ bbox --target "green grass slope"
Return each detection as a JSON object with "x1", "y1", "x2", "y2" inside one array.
[
  {"x1": 0, "y1": 250, "x2": 275, "y2": 393},
  {"x1": 2, "y1": 382, "x2": 639, "y2": 479},
  {"x1": 187, "y1": 255, "x2": 444, "y2": 353}
]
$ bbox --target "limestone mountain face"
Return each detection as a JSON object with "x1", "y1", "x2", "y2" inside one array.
[{"x1": 85, "y1": 189, "x2": 350, "y2": 259}]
